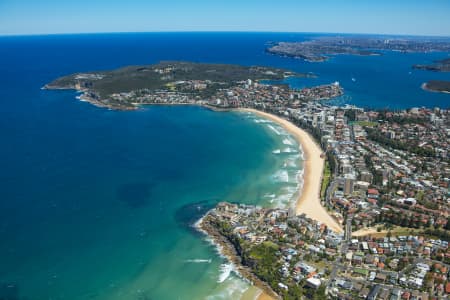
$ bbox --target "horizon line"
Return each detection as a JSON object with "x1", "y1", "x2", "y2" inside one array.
[{"x1": 1, "y1": 30, "x2": 450, "y2": 39}]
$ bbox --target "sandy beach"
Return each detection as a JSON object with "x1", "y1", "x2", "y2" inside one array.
[
  {"x1": 257, "y1": 291, "x2": 276, "y2": 300},
  {"x1": 240, "y1": 108, "x2": 343, "y2": 233}
]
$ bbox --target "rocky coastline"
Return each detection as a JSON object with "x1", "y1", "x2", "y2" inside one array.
[{"x1": 197, "y1": 213, "x2": 280, "y2": 299}]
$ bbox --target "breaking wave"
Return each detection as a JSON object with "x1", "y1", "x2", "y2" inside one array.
[
  {"x1": 253, "y1": 118, "x2": 271, "y2": 124},
  {"x1": 267, "y1": 124, "x2": 281, "y2": 135},
  {"x1": 271, "y1": 186, "x2": 301, "y2": 209},
  {"x1": 282, "y1": 138, "x2": 294, "y2": 146},
  {"x1": 217, "y1": 263, "x2": 233, "y2": 283},
  {"x1": 272, "y1": 169, "x2": 289, "y2": 183},
  {"x1": 282, "y1": 147, "x2": 298, "y2": 153},
  {"x1": 205, "y1": 276, "x2": 251, "y2": 300},
  {"x1": 284, "y1": 156, "x2": 299, "y2": 168}
]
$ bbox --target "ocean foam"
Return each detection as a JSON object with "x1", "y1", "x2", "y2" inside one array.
[
  {"x1": 272, "y1": 170, "x2": 289, "y2": 183},
  {"x1": 75, "y1": 95, "x2": 88, "y2": 102},
  {"x1": 193, "y1": 216, "x2": 205, "y2": 232},
  {"x1": 272, "y1": 149, "x2": 281, "y2": 154},
  {"x1": 263, "y1": 193, "x2": 276, "y2": 198},
  {"x1": 218, "y1": 263, "x2": 233, "y2": 283},
  {"x1": 282, "y1": 138, "x2": 294, "y2": 146},
  {"x1": 205, "y1": 276, "x2": 250, "y2": 300},
  {"x1": 263, "y1": 193, "x2": 276, "y2": 204},
  {"x1": 284, "y1": 155, "x2": 300, "y2": 168},
  {"x1": 299, "y1": 151, "x2": 305, "y2": 160},
  {"x1": 282, "y1": 147, "x2": 298, "y2": 153},
  {"x1": 267, "y1": 125, "x2": 281, "y2": 135},
  {"x1": 271, "y1": 185, "x2": 300, "y2": 208},
  {"x1": 254, "y1": 118, "x2": 271, "y2": 124}
]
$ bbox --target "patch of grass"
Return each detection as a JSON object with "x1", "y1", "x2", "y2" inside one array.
[
  {"x1": 249, "y1": 241, "x2": 279, "y2": 259},
  {"x1": 353, "y1": 225, "x2": 425, "y2": 238},
  {"x1": 320, "y1": 160, "x2": 331, "y2": 200},
  {"x1": 350, "y1": 121, "x2": 378, "y2": 127}
]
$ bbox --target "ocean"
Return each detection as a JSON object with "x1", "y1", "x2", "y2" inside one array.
[{"x1": 0, "y1": 32, "x2": 448, "y2": 300}]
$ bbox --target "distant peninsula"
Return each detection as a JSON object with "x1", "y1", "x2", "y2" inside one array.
[
  {"x1": 44, "y1": 61, "x2": 343, "y2": 110},
  {"x1": 267, "y1": 36, "x2": 450, "y2": 62},
  {"x1": 413, "y1": 58, "x2": 450, "y2": 72},
  {"x1": 422, "y1": 80, "x2": 450, "y2": 94}
]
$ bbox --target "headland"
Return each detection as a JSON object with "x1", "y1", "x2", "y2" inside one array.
[
  {"x1": 43, "y1": 61, "x2": 340, "y2": 110},
  {"x1": 413, "y1": 58, "x2": 450, "y2": 72},
  {"x1": 422, "y1": 80, "x2": 450, "y2": 94}
]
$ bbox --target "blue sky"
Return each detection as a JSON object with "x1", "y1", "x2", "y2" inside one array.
[{"x1": 1, "y1": 0, "x2": 450, "y2": 36}]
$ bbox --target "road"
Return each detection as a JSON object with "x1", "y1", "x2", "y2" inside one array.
[{"x1": 346, "y1": 215, "x2": 353, "y2": 241}]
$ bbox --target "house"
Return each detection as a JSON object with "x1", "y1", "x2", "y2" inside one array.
[
  {"x1": 378, "y1": 288, "x2": 390, "y2": 300},
  {"x1": 375, "y1": 272, "x2": 387, "y2": 283},
  {"x1": 445, "y1": 282, "x2": 450, "y2": 294},
  {"x1": 359, "y1": 287, "x2": 370, "y2": 299},
  {"x1": 306, "y1": 277, "x2": 321, "y2": 289},
  {"x1": 367, "y1": 285, "x2": 381, "y2": 300},
  {"x1": 352, "y1": 254, "x2": 363, "y2": 265},
  {"x1": 368, "y1": 188, "x2": 380, "y2": 199}
]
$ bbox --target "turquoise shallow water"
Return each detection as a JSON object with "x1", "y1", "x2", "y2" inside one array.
[{"x1": 0, "y1": 32, "x2": 448, "y2": 300}]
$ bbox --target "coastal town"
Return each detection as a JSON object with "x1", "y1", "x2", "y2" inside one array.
[
  {"x1": 189, "y1": 78, "x2": 449, "y2": 299},
  {"x1": 205, "y1": 99, "x2": 449, "y2": 299},
  {"x1": 200, "y1": 202, "x2": 450, "y2": 299},
  {"x1": 45, "y1": 62, "x2": 450, "y2": 299}
]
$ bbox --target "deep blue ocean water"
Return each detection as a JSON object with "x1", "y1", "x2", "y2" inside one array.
[{"x1": 0, "y1": 32, "x2": 449, "y2": 300}]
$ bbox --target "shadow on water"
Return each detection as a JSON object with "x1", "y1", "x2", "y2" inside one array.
[
  {"x1": 174, "y1": 199, "x2": 217, "y2": 234},
  {"x1": 116, "y1": 183, "x2": 154, "y2": 208},
  {"x1": 0, "y1": 282, "x2": 19, "y2": 300}
]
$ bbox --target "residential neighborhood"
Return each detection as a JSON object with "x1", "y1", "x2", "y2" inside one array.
[{"x1": 201, "y1": 202, "x2": 450, "y2": 299}]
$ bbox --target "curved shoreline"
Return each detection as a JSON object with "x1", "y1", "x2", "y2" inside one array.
[
  {"x1": 238, "y1": 108, "x2": 343, "y2": 233},
  {"x1": 196, "y1": 107, "x2": 344, "y2": 300}
]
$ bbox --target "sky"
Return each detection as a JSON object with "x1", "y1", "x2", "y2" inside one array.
[{"x1": 1, "y1": 0, "x2": 450, "y2": 36}]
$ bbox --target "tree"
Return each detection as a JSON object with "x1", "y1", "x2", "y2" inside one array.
[{"x1": 313, "y1": 285, "x2": 327, "y2": 300}]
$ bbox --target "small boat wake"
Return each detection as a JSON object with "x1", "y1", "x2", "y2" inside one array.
[{"x1": 184, "y1": 258, "x2": 212, "y2": 264}]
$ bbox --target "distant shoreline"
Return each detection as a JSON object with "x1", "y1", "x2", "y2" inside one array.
[{"x1": 421, "y1": 82, "x2": 450, "y2": 94}]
